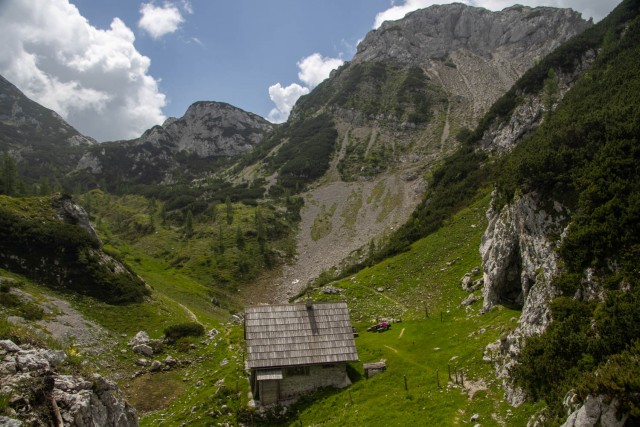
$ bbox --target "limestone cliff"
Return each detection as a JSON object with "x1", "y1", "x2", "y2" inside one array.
[
  {"x1": 0, "y1": 339, "x2": 138, "y2": 427},
  {"x1": 481, "y1": 192, "x2": 569, "y2": 405},
  {"x1": 476, "y1": 37, "x2": 598, "y2": 408}
]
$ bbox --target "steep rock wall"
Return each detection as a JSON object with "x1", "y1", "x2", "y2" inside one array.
[{"x1": 481, "y1": 192, "x2": 569, "y2": 405}]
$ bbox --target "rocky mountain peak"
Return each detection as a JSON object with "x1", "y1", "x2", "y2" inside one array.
[
  {"x1": 355, "y1": 4, "x2": 591, "y2": 72},
  {"x1": 157, "y1": 100, "x2": 274, "y2": 158}
]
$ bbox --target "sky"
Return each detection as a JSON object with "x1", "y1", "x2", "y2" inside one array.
[{"x1": 0, "y1": 0, "x2": 621, "y2": 142}]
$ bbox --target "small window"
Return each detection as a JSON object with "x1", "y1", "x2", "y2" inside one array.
[{"x1": 285, "y1": 366, "x2": 310, "y2": 376}]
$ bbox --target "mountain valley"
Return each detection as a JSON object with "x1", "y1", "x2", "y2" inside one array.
[{"x1": 1, "y1": 1, "x2": 639, "y2": 426}]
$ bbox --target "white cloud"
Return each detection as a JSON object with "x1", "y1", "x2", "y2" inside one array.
[
  {"x1": 374, "y1": 0, "x2": 616, "y2": 28},
  {"x1": 297, "y1": 53, "x2": 344, "y2": 88},
  {"x1": 267, "y1": 53, "x2": 342, "y2": 123},
  {"x1": 138, "y1": 2, "x2": 184, "y2": 39},
  {"x1": 267, "y1": 83, "x2": 309, "y2": 123},
  {"x1": 0, "y1": 0, "x2": 166, "y2": 141},
  {"x1": 181, "y1": 0, "x2": 194, "y2": 14}
]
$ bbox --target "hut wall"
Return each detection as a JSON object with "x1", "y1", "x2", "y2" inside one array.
[
  {"x1": 279, "y1": 364, "x2": 351, "y2": 401},
  {"x1": 259, "y1": 380, "x2": 280, "y2": 406}
]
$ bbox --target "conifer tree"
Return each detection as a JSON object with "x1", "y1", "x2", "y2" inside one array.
[
  {"x1": 184, "y1": 209, "x2": 194, "y2": 238},
  {"x1": 225, "y1": 196, "x2": 233, "y2": 225},
  {"x1": 235, "y1": 225, "x2": 245, "y2": 249}
]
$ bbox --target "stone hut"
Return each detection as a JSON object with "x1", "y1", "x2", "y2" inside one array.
[{"x1": 244, "y1": 301, "x2": 359, "y2": 406}]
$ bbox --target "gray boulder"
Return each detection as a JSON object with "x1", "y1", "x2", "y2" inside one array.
[
  {"x1": 128, "y1": 331, "x2": 150, "y2": 347},
  {"x1": 132, "y1": 344, "x2": 153, "y2": 357},
  {"x1": 0, "y1": 340, "x2": 21, "y2": 353}
]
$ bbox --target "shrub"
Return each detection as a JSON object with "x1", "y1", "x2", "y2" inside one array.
[{"x1": 164, "y1": 322, "x2": 205, "y2": 343}]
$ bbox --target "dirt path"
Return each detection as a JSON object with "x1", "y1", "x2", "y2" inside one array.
[{"x1": 177, "y1": 302, "x2": 199, "y2": 323}]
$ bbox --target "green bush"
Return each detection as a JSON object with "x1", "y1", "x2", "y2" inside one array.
[{"x1": 164, "y1": 322, "x2": 205, "y2": 343}]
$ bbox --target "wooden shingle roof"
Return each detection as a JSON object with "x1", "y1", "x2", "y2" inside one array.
[{"x1": 245, "y1": 302, "x2": 359, "y2": 369}]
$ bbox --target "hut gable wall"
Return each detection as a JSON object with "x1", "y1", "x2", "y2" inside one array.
[{"x1": 279, "y1": 364, "x2": 350, "y2": 401}]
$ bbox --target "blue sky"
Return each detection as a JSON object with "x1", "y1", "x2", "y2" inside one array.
[{"x1": 0, "y1": 0, "x2": 620, "y2": 141}]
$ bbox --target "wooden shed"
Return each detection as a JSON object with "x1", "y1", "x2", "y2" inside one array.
[{"x1": 244, "y1": 301, "x2": 359, "y2": 405}]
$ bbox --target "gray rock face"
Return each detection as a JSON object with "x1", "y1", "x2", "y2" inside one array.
[
  {"x1": 54, "y1": 195, "x2": 101, "y2": 244},
  {"x1": 356, "y1": 4, "x2": 590, "y2": 72},
  {"x1": 130, "y1": 101, "x2": 273, "y2": 159},
  {"x1": 0, "y1": 340, "x2": 138, "y2": 427},
  {"x1": 157, "y1": 101, "x2": 274, "y2": 158},
  {"x1": 74, "y1": 101, "x2": 274, "y2": 184},
  {"x1": 562, "y1": 395, "x2": 628, "y2": 427},
  {"x1": 480, "y1": 49, "x2": 597, "y2": 154},
  {"x1": 480, "y1": 192, "x2": 569, "y2": 405}
]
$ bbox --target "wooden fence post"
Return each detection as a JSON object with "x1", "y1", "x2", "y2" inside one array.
[
  {"x1": 436, "y1": 369, "x2": 440, "y2": 388},
  {"x1": 448, "y1": 364, "x2": 451, "y2": 381},
  {"x1": 404, "y1": 375, "x2": 408, "y2": 391}
]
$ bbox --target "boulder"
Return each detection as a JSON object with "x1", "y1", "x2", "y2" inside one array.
[
  {"x1": 149, "y1": 361, "x2": 162, "y2": 372},
  {"x1": 128, "y1": 331, "x2": 150, "y2": 347},
  {"x1": 0, "y1": 416, "x2": 22, "y2": 426},
  {"x1": 461, "y1": 274, "x2": 474, "y2": 292},
  {"x1": 132, "y1": 344, "x2": 153, "y2": 357},
  {"x1": 0, "y1": 340, "x2": 21, "y2": 353},
  {"x1": 562, "y1": 395, "x2": 628, "y2": 427},
  {"x1": 461, "y1": 294, "x2": 479, "y2": 306},
  {"x1": 322, "y1": 285, "x2": 343, "y2": 295}
]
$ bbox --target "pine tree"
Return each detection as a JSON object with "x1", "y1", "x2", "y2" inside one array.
[
  {"x1": 255, "y1": 208, "x2": 267, "y2": 253},
  {"x1": 225, "y1": 196, "x2": 233, "y2": 225},
  {"x1": 39, "y1": 177, "x2": 51, "y2": 195},
  {"x1": 1, "y1": 152, "x2": 17, "y2": 196},
  {"x1": 235, "y1": 225, "x2": 245, "y2": 249},
  {"x1": 184, "y1": 210, "x2": 194, "y2": 238},
  {"x1": 159, "y1": 203, "x2": 167, "y2": 225},
  {"x1": 216, "y1": 224, "x2": 225, "y2": 254}
]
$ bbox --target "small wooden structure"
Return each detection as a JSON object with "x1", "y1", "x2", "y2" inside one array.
[
  {"x1": 363, "y1": 360, "x2": 387, "y2": 379},
  {"x1": 245, "y1": 301, "x2": 359, "y2": 405}
]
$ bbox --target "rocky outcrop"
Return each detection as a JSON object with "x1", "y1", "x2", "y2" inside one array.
[
  {"x1": 157, "y1": 101, "x2": 273, "y2": 158},
  {"x1": 480, "y1": 49, "x2": 597, "y2": 154},
  {"x1": 561, "y1": 394, "x2": 628, "y2": 427},
  {"x1": 74, "y1": 101, "x2": 274, "y2": 185},
  {"x1": 54, "y1": 194, "x2": 101, "y2": 244},
  {"x1": 480, "y1": 192, "x2": 569, "y2": 405},
  {"x1": 0, "y1": 340, "x2": 137, "y2": 426},
  {"x1": 356, "y1": 4, "x2": 590, "y2": 71},
  {"x1": 0, "y1": 195, "x2": 147, "y2": 304}
]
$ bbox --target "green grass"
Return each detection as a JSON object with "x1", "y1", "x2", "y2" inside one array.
[
  {"x1": 288, "y1": 312, "x2": 532, "y2": 426},
  {"x1": 139, "y1": 326, "x2": 249, "y2": 426}
]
